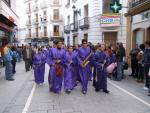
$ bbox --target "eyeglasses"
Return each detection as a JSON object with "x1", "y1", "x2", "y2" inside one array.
[{"x1": 83, "y1": 43, "x2": 87, "y2": 44}]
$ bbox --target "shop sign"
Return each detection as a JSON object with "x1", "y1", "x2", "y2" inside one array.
[
  {"x1": 9, "y1": 16, "x2": 15, "y2": 23},
  {"x1": 100, "y1": 14, "x2": 121, "y2": 27}
]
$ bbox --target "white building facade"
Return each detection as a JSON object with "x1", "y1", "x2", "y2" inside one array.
[
  {"x1": 64, "y1": 0, "x2": 127, "y2": 47},
  {"x1": 24, "y1": 0, "x2": 64, "y2": 46},
  {"x1": 0, "y1": 0, "x2": 18, "y2": 45}
]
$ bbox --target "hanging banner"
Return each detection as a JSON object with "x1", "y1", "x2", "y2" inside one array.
[{"x1": 100, "y1": 14, "x2": 121, "y2": 27}]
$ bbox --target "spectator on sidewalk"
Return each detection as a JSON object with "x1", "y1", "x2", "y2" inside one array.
[
  {"x1": 116, "y1": 42, "x2": 125, "y2": 81},
  {"x1": 3, "y1": 42, "x2": 14, "y2": 81},
  {"x1": 23, "y1": 44, "x2": 32, "y2": 72},
  {"x1": 136, "y1": 44, "x2": 145, "y2": 83},
  {"x1": 11, "y1": 46, "x2": 17, "y2": 74},
  {"x1": 143, "y1": 41, "x2": 150, "y2": 93},
  {"x1": 129, "y1": 44, "x2": 140, "y2": 78}
]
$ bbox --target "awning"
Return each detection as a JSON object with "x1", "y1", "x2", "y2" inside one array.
[{"x1": 0, "y1": 14, "x2": 17, "y2": 32}]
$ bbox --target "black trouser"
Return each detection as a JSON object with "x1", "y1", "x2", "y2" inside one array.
[
  {"x1": 131, "y1": 59, "x2": 138, "y2": 77},
  {"x1": 137, "y1": 64, "x2": 144, "y2": 81},
  {"x1": 12, "y1": 61, "x2": 16, "y2": 74},
  {"x1": 25, "y1": 59, "x2": 31, "y2": 71},
  {"x1": 144, "y1": 65, "x2": 150, "y2": 88}
]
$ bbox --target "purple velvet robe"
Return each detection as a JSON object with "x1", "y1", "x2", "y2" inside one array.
[
  {"x1": 33, "y1": 52, "x2": 46, "y2": 84},
  {"x1": 93, "y1": 51, "x2": 109, "y2": 91},
  {"x1": 64, "y1": 51, "x2": 75, "y2": 91},
  {"x1": 77, "y1": 47, "x2": 91, "y2": 92},
  {"x1": 47, "y1": 48, "x2": 66, "y2": 93}
]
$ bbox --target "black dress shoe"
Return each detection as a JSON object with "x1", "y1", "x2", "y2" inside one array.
[
  {"x1": 82, "y1": 91, "x2": 87, "y2": 95},
  {"x1": 7, "y1": 78, "x2": 15, "y2": 81},
  {"x1": 103, "y1": 90, "x2": 109, "y2": 94},
  {"x1": 95, "y1": 88, "x2": 100, "y2": 92},
  {"x1": 66, "y1": 90, "x2": 71, "y2": 94}
]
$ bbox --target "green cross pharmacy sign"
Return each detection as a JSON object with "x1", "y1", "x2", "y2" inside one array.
[{"x1": 110, "y1": 0, "x2": 122, "y2": 13}]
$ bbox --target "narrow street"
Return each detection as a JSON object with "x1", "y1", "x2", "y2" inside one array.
[{"x1": 0, "y1": 62, "x2": 149, "y2": 113}]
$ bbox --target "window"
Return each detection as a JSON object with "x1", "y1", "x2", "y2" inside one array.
[
  {"x1": 28, "y1": 15, "x2": 31, "y2": 24},
  {"x1": 3, "y1": 0, "x2": 11, "y2": 7},
  {"x1": 44, "y1": 26, "x2": 47, "y2": 36},
  {"x1": 53, "y1": 0, "x2": 59, "y2": 5},
  {"x1": 53, "y1": 26, "x2": 59, "y2": 36},
  {"x1": 67, "y1": 16, "x2": 70, "y2": 24},
  {"x1": 36, "y1": 28, "x2": 38, "y2": 37},
  {"x1": 29, "y1": 29, "x2": 31, "y2": 37},
  {"x1": 103, "y1": 0, "x2": 113, "y2": 13},
  {"x1": 84, "y1": 4, "x2": 88, "y2": 17},
  {"x1": 67, "y1": 36, "x2": 70, "y2": 46},
  {"x1": 35, "y1": 14, "x2": 38, "y2": 22},
  {"x1": 53, "y1": 9, "x2": 59, "y2": 20}
]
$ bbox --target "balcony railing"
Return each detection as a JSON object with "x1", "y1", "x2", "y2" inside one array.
[
  {"x1": 50, "y1": 15, "x2": 63, "y2": 22},
  {"x1": 40, "y1": 2, "x2": 48, "y2": 9},
  {"x1": 79, "y1": 17, "x2": 89, "y2": 30},
  {"x1": 64, "y1": 25, "x2": 71, "y2": 34},
  {"x1": 32, "y1": 19, "x2": 39, "y2": 25},
  {"x1": 129, "y1": 0, "x2": 150, "y2": 9},
  {"x1": 71, "y1": 22, "x2": 78, "y2": 32},
  {"x1": 32, "y1": 5, "x2": 38, "y2": 12}
]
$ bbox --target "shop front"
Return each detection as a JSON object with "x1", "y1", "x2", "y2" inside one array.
[{"x1": 100, "y1": 14, "x2": 121, "y2": 47}]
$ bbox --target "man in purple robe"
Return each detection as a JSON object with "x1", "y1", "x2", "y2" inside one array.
[
  {"x1": 93, "y1": 44, "x2": 109, "y2": 94},
  {"x1": 33, "y1": 47, "x2": 46, "y2": 85},
  {"x1": 47, "y1": 41, "x2": 66, "y2": 94},
  {"x1": 64, "y1": 46, "x2": 75, "y2": 94},
  {"x1": 77, "y1": 39, "x2": 92, "y2": 94}
]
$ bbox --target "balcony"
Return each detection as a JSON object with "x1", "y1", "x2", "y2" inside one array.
[
  {"x1": 64, "y1": 25, "x2": 70, "y2": 34},
  {"x1": 70, "y1": 22, "x2": 78, "y2": 32},
  {"x1": 79, "y1": 17, "x2": 89, "y2": 30},
  {"x1": 50, "y1": 15, "x2": 63, "y2": 22},
  {"x1": 41, "y1": 15, "x2": 48, "y2": 23},
  {"x1": 32, "y1": 5, "x2": 38, "y2": 12},
  {"x1": 128, "y1": 0, "x2": 150, "y2": 15},
  {"x1": 40, "y1": 2, "x2": 48, "y2": 9},
  {"x1": 26, "y1": 8, "x2": 31, "y2": 14},
  {"x1": 32, "y1": 19, "x2": 39, "y2": 25}
]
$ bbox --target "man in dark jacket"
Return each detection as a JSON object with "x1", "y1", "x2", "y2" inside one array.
[
  {"x1": 116, "y1": 42, "x2": 125, "y2": 81},
  {"x1": 129, "y1": 44, "x2": 140, "y2": 78},
  {"x1": 23, "y1": 44, "x2": 32, "y2": 72},
  {"x1": 143, "y1": 41, "x2": 150, "y2": 95}
]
